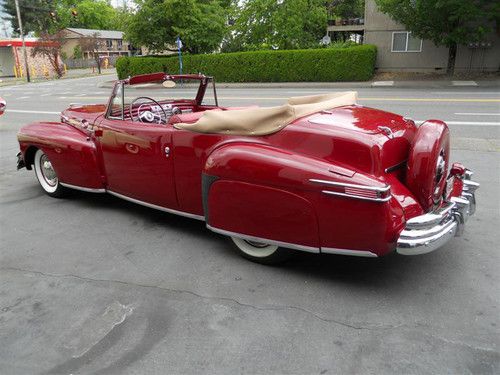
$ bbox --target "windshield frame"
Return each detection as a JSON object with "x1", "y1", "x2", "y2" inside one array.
[{"x1": 105, "y1": 73, "x2": 218, "y2": 121}]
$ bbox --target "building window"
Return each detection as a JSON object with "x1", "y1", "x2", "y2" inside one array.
[
  {"x1": 106, "y1": 39, "x2": 113, "y2": 49},
  {"x1": 391, "y1": 32, "x2": 422, "y2": 52},
  {"x1": 117, "y1": 39, "x2": 123, "y2": 49}
]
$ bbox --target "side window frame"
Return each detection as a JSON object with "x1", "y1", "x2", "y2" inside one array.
[{"x1": 106, "y1": 82, "x2": 125, "y2": 120}]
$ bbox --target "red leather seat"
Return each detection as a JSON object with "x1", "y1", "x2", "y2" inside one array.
[{"x1": 169, "y1": 110, "x2": 220, "y2": 125}]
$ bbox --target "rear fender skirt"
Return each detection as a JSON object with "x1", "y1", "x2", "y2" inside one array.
[
  {"x1": 204, "y1": 143, "x2": 322, "y2": 248},
  {"x1": 17, "y1": 122, "x2": 104, "y2": 189}
]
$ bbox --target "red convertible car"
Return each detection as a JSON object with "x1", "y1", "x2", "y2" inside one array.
[{"x1": 16, "y1": 73, "x2": 479, "y2": 263}]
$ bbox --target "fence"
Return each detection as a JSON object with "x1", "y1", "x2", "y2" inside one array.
[{"x1": 63, "y1": 55, "x2": 121, "y2": 69}]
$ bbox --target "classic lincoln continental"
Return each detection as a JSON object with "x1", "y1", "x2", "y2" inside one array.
[{"x1": 16, "y1": 73, "x2": 479, "y2": 263}]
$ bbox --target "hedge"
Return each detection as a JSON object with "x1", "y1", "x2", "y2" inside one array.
[{"x1": 116, "y1": 45, "x2": 377, "y2": 82}]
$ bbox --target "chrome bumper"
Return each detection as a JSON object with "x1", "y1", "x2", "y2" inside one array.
[{"x1": 396, "y1": 171, "x2": 479, "y2": 255}]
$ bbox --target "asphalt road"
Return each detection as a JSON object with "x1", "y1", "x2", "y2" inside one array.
[{"x1": 0, "y1": 74, "x2": 499, "y2": 374}]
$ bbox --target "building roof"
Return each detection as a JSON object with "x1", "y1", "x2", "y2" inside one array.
[
  {"x1": 0, "y1": 38, "x2": 58, "y2": 47},
  {"x1": 64, "y1": 28, "x2": 124, "y2": 39}
]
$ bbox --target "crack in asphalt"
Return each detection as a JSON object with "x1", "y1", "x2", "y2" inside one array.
[
  {"x1": 424, "y1": 333, "x2": 499, "y2": 354},
  {"x1": 1, "y1": 266, "x2": 405, "y2": 331}
]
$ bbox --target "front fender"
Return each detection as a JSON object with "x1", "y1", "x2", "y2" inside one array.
[{"x1": 18, "y1": 122, "x2": 104, "y2": 189}]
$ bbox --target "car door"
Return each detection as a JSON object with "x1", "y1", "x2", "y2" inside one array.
[
  {"x1": 96, "y1": 85, "x2": 178, "y2": 209},
  {"x1": 97, "y1": 118, "x2": 178, "y2": 209}
]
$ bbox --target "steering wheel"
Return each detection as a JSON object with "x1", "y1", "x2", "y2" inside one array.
[{"x1": 130, "y1": 97, "x2": 168, "y2": 124}]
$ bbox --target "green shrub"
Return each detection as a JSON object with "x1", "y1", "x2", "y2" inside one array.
[
  {"x1": 72, "y1": 45, "x2": 82, "y2": 59},
  {"x1": 116, "y1": 45, "x2": 377, "y2": 82}
]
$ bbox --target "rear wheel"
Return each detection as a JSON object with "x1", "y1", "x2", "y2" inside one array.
[
  {"x1": 33, "y1": 149, "x2": 67, "y2": 198},
  {"x1": 230, "y1": 236, "x2": 291, "y2": 264}
]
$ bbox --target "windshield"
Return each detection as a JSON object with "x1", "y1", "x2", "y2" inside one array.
[{"x1": 107, "y1": 76, "x2": 218, "y2": 123}]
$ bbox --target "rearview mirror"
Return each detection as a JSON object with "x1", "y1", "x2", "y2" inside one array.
[{"x1": 162, "y1": 80, "x2": 176, "y2": 88}]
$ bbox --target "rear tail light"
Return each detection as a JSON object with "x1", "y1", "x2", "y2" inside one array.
[{"x1": 310, "y1": 179, "x2": 391, "y2": 202}]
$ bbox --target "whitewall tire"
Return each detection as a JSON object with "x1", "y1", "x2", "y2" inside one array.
[
  {"x1": 33, "y1": 149, "x2": 67, "y2": 197},
  {"x1": 230, "y1": 236, "x2": 291, "y2": 264}
]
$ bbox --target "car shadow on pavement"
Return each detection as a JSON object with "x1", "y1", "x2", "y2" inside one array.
[{"x1": 67, "y1": 190, "x2": 462, "y2": 291}]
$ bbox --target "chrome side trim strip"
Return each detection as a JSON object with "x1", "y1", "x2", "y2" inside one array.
[
  {"x1": 206, "y1": 225, "x2": 320, "y2": 253},
  {"x1": 108, "y1": 190, "x2": 205, "y2": 221},
  {"x1": 321, "y1": 247, "x2": 378, "y2": 257},
  {"x1": 309, "y1": 178, "x2": 390, "y2": 192},
  {"x1": 60, "y1": 182, "x2": 106, "y2": 193},
  {"x1": 322, "y1": 190, "x2": 392, "y2": 202}
]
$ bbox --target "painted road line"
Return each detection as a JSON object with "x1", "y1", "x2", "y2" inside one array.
[
  {"x1": 359, "y1": 97, "x2": 500, "y2": 102},
  {"x1": 6, "y1": 108, "x2": 500, "y2": 126},
  {"x1": 17, "y1": 96, "x2": 30, "y2": 100},
  {"x1": 55, "y1": 95, "x2": 500, "y2": 103},
  {"x1": 435, "y1": 91, "x2": 498, "y2": 95},
  {"x1": 6, "y1": 109, "x2": 60, "y2": 114},
  {"x1": 372, "y1": 81, "x2": 394, "y2": 87},
  {"x1": 455, "y1": 112, "x2": 500, "y2": 116},
  {"x1": 452, "y1": 81, "x2": 477, "y2": 86},
  {"x1": 415, "y1": 120, "x2": 500, "y2": 126},
  {"x1": 40, "y1": 93, "x2": 51, "y2": 97}
]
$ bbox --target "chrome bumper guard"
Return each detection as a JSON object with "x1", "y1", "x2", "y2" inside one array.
[{"x1": 396, "y1": 171, "x2": 479, "y2": 255}]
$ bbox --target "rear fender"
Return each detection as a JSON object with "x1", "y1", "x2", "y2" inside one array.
[
  {"x1": 203, "y1": 142, "x2": 405, "y2": 255},
  {"x1": 18, "y1": 122, "x2": 104, "y2": 189}
]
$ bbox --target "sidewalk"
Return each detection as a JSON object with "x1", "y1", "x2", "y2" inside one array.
[
  {"x1": 0, "y1": 68, "x2": 116, "y2": 87},
  {"x1": 2, "y1": 67, "x2": 498, "y2": 89}
]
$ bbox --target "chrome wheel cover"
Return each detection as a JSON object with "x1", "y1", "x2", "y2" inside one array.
[
  {"x1": 34, "y1": 150, "x2": 59, "y2": 194},
  {"x1": 40, "y1": 154, "x2": 58, "y2": 187},
  {"x1": 231, "y1": 237, "x2": 279, "y2": 258}
]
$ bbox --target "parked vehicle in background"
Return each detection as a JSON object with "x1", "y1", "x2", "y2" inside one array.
[
  {"x1": 16, "y1": 72, "x2": 479, "y2": 264},
  {"x1": 0, "y1": 97, "x2": 5, "y2": 115}
]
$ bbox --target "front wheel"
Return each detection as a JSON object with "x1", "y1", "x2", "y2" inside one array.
[
  {"x1": 230, "y1": 236, "x2": 292, "y2": 264},
  {"x1": 33, "y1": 149, "x2": 67, "y2": 198}
]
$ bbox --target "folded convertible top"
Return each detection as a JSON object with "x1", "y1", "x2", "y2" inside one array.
[{"x1": 173, "y1": 91, "x2": 358, "y2": 136}]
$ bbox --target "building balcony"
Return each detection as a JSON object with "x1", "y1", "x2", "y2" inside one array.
[{"x1": 327, "y1": 18, "x2": 365, "y2": 32}]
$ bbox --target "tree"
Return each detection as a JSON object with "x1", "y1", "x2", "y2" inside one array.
[
  {"x1": 78, "y1": 32, "x2": 106, "y2": 73},
  {"x1": 1, "y1": 0, "x2": 58, "y2": 35},
  {"x1": 327, "y1": 0, "x2": 364, "y2": 19},
  {"x1": 126, "y1": 0, "x2": 228, "y2": 54},
  {"x1": 31, "y1": 31, "x2": 65, "y2": 78},
  {"x1": 58, "y1": 0, "x2": 122, "y2": 30},
  {"x1": 223, "y1": 0, "x2": 327, "y2": 52},
  {"x1": 375, "y1": 0, "x2": 499, "y2": 75},
  {"x1": 1, "y1": 0, "x2": 123, "y2": 35}
]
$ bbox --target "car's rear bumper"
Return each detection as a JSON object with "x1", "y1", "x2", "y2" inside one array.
[{"x1": 396, "y1": 170, "x2": 479, "y2": 255}]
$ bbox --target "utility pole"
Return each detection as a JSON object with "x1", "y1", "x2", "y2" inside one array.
[{"x1": 14, "y1": 0, "x2": 31, "y2": 82}]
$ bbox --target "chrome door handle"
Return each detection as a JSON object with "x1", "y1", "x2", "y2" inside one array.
[{"x1": 164, "y1": 146, "x2": 171, "y2": 158}]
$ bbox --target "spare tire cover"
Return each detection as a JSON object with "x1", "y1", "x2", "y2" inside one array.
[{"x1": 406, "y1": 120, "x2": 450, "y2": 212}]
